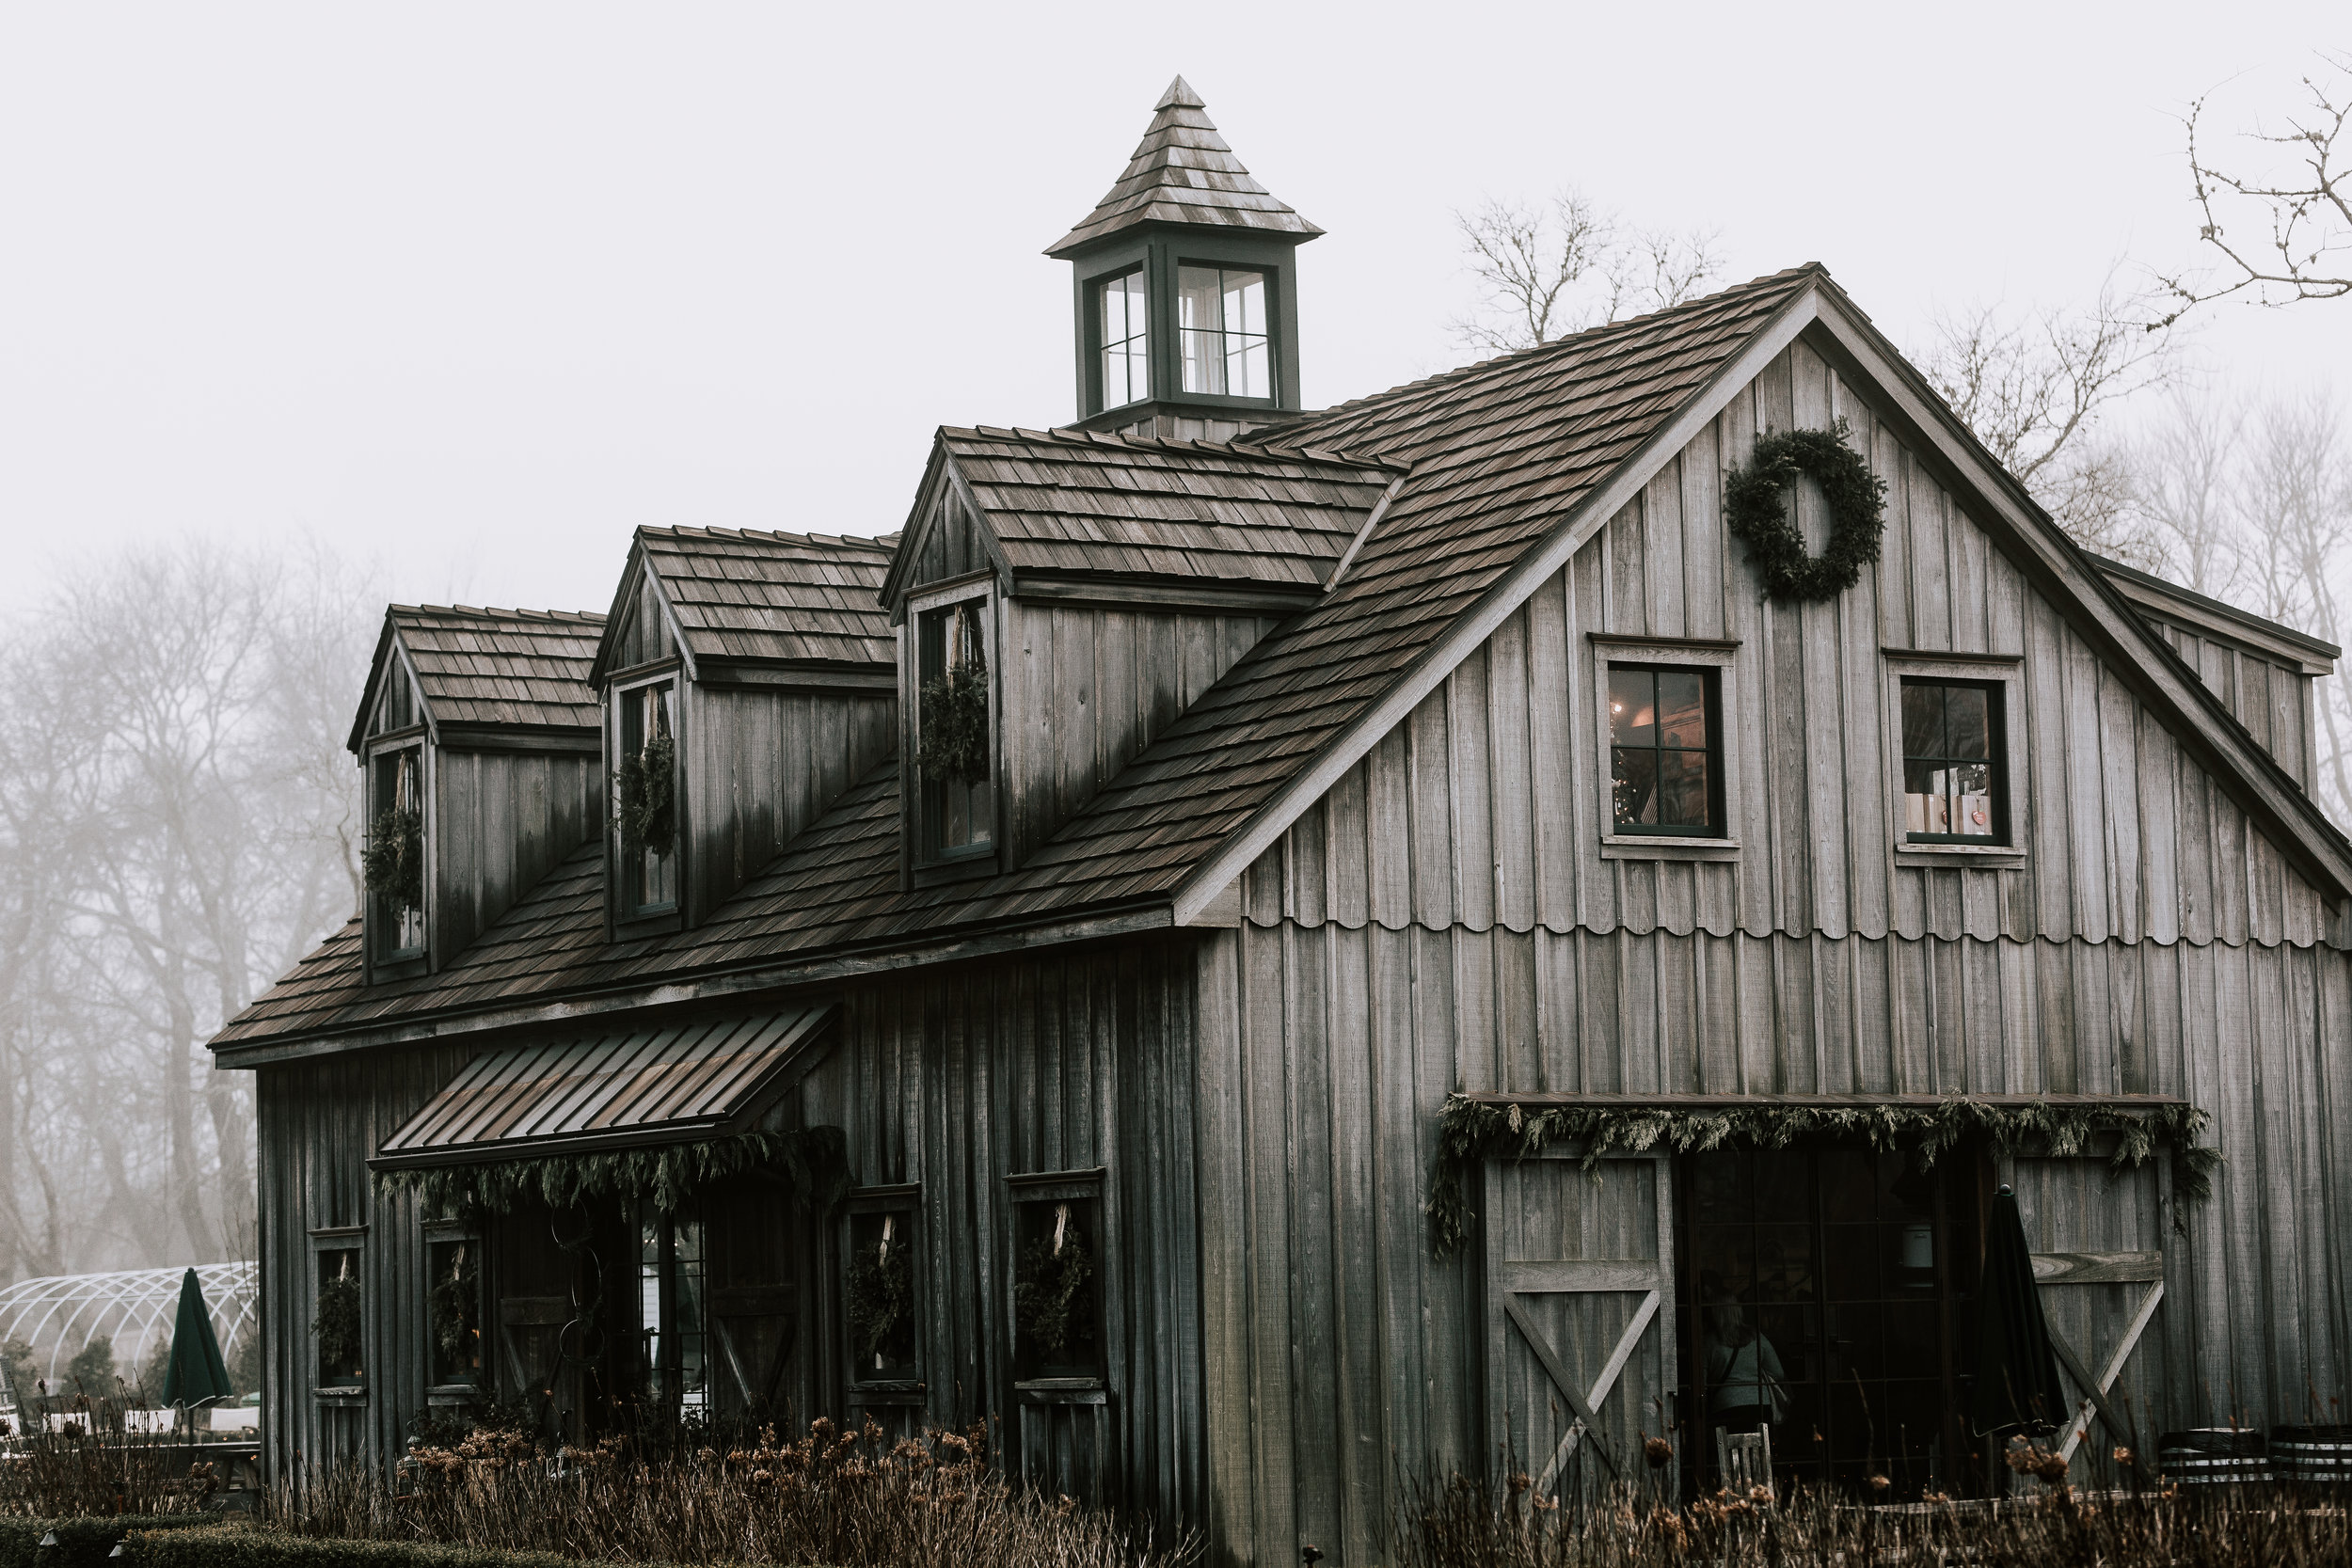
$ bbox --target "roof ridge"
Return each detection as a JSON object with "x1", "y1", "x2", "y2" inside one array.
[
  {"x1": 637, "y1": 523, "x2": 895, "y2": 555},
  {"x1": 389, "y1": 603, "x2": 608, "y2": 625},
  {"x1": 946, "y1": 421, "x2": 1402, "y2": 475}
]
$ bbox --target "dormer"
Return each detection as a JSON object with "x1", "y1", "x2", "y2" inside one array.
[
  {"x1": 589, "y1": 527, "x2": 898, "y2": 937},
  {"x1": 1047, "y1": 77, "x2": 1321, "y2": 441},
  {"x1": 348, "y1": 606, "x2": 606, "y2": 982},
  {"x1": 882, "y1": 427, "x2": 1401, "y2": 881}
]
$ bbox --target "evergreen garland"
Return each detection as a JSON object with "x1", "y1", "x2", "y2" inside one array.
[
  {"x1": 314, "y1": 1259, "x2": 364, "y2": 1382},
  {"x1": 615, "y1": 733, "x2": 677, "y2": 857},
  {"x1": 1723, "y1": 421, "x2": 1888, "y2": 603},
  {"x1": 374, "y1": 1125, "x2": 853, "y2": 1219},
  {"x1": 1424, "y1": 1093, "x2": 2219, "y2": 1259},
  {"x1": 430, "y1": 1243, "x2": 479, "y2": 1375},
  {"x1": 915, "y1": 656, "x2": 991, "y2": 788},
  {"x1": 844, "y1": 1229, "x2": 914, "y2": 1368},
  {"x1": 362, "y1": 806, "x2": 425, "y2": 911},
  {"x1": 1014, "y1": 1228, "x2": 1094, "y2": 1357}
]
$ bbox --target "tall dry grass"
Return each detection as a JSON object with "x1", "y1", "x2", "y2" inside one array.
[
  {"x1": 269, "y1": 1415, "x2": 1188, "y2": 1568},
  {"x1": 0, "y1": 1386, "x2": 218, "y2": 1516}
]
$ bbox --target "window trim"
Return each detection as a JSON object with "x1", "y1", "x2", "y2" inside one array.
[
  {"x1": 1090, "y1": 263, "x2": 1151, "y2": 415},
  {"x1": 906, "y1": 583, "x2": 997, "y2": 869},
  {"x1": 842, "y1": 1183, "x2": 924, "y2": 1400},
  {"x1": 1005, "y1": 1167, "x2": 1109, "y2": 1390},
  {"x1": 612, "y1": 673, "x2": 683, "y2": 921},
  {"x1": 308, "y1": 1226, "x2": 368, "y2": 1401},
  {"x1": 1587, "y1": 636, "x2": 1742, "y2": 862},
  {"x1": 421, "y1": 1219, "x2": 485, "y2": 1401},
  {"x1": 1172, "y1": 258, "x2": 1278, "y2": 405},
  {"x1": 1881, "y1": 652, "x2": 2027, "y2": 867},
  {"x1": 364, "y1": 739, "x2": 428, "y2": 969}
]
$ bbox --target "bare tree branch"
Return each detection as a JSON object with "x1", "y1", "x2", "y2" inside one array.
[{"x1": 1451, "y1": 188, "x2": 1724, "y2": 355}]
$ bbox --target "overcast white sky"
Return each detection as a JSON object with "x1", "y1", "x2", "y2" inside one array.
[{"x1": 2, "y1": 3, "x2": 2346, "y2": 618}]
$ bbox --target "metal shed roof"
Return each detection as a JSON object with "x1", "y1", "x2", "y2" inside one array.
[{"x1": 373, "y1": 1006, "x2": 834, "y2": 1168}]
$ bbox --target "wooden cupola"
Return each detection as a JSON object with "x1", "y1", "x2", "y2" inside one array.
[{"x1": 1047, "y1": 76, "x2": 1321, "y2": 441}]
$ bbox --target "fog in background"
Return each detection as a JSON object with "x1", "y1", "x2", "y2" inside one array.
[{"x1": 2, "y1": 3, "x2": 2349, "y2": 1286}]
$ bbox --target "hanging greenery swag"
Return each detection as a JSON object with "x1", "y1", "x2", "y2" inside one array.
[
  {"x1": 430, "y1": 1243, "x2": 479, "y2": 1373},
  {"x1": 845, "y1": 1218, "x2": 914, "y2": 1369},
  {"x1": 615, "y1": 733, "x2": 677, "y2": 857},
  {"x1": 1425, "y1": 1093, "x2": 2219, "y2": 1259},
  {"x1": 1014, "y1": 1214, "x2": 1094, "y2": 1358},
  {"x1": 1723, "y1": 420, "x2": 1888, "y2": 603},
  {"x1": 362, "y1": 806, "x2": 425, "y2": 911},
  {"x1": 374, "y1": 1125, "x2": 853, "y2": 1220},
  {"x1": 916, "y1": 649, "x2": 991, "y2": 789},
  {"x1": 314, "y1": 1257, "x2": 364, "y2": 1381}
]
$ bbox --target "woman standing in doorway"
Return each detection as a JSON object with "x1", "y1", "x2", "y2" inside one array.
[{"x1": 1706, "y1": 1291, "x2": 1788, "y2": 1435}]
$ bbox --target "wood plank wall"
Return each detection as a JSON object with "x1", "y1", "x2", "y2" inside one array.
[
  {"x1": 686, "y1": 688, "x2": 896, "y2": 923},
  {"x1": 1194, "y1": 341, "x2": 2352, "y2": 1564},
  {"x1": 431, "y1": 750, "x2": 600, "y2": 966},
  {"x1": 2142, "y1": 613, "x2": 2321, "y2": 794},
  {"x1": 1000, "y1": 601, "x2": 1281, "y2": 868},
  {"x1": 256, "y1": 1044, "x2": 473, "y2": 1481},
  {"x1": 792, "y1": 938, "x2": 1207, "y2": 1529}
]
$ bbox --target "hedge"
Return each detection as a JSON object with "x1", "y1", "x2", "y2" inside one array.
[
  {"x1": 0, "y1": 1514, "x2": 217, "y2": 1568},
  {"x1": 120, "y1": 1526, "x2": 739, "y2": 1568}
]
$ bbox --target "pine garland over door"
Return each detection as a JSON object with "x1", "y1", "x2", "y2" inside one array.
[{"x1": 374, "y1": 1126, "x2": 853, "y2": 1218}]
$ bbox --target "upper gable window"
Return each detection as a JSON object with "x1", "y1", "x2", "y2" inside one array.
[
  {"x1": 367, "y1": 745, "x2": 425, "y2": 960},
  {"x1": 1900, "y1": 679, "x2": 2006, "y2": 844},
  {"x1": 1176, "y1": 264, "x2": 1269, "y2": 399},
  {"x1": 1097, "y1": 267, "x2": 1150, "y2": 410},
  {"x1": 1608, "y1": 664, "x2": 1724, "y2": 837},
  {"x1": 916, "y1": 598, "x2": 993, "y2": 861},
  {"x1": 617, "y1": 680, "x2": 679, "y2": 914}
]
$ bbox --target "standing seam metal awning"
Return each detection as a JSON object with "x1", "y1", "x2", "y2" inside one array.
[{"x1": 371, "y1": 1005, "x2": 834, "y2": 1168}]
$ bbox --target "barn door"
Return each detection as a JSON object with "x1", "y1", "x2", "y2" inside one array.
[
  {"x1": 1483, "y1": 1152, "x2": 1676, "y2": 1501},
  {"x1": 2009, "y1": 1154, "x2": 2169, "y2": 1472}
]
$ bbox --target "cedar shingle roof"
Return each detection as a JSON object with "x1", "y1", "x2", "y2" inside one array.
[
  {"x1": 944, "y1": 427, "x2": 1398, "y2": 588},
  {"x1": 354, "y1": 606, "x2": 605, "y2": 751},
  {"x1": 222, "y1": 268, "x2": 1822, "y2": 1049},
  {"x1": 1045, "y1": 76, "x2": 1322, "y2": 256},
  {"x1": 639, "y1": 527, "x2": 897, "y2": 670}
]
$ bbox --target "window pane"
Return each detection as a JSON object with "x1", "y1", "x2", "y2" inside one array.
[
  {"x1": 1609, "y1": 668, "x2": 1655, "y2": 745},
  {"x1": 1900, "y1": 683, "x2": 1945, "y2": 759},
  {"x1": 1221, "y1": 269, "x2": 1264, "y2": 336},
  {"x1": 1944, "y1": 686, "x2": 1990, "y2": 759},
  {"x1": 1905, "y1": 762, "x2": 1951, "y2": 834},
  {"x1": 1660, "y1": 749, "x2": 1710, "y2": 828},
  {"x1": 1612, "y1": 746, "x2": 1658, "y2": 828},
  {"x1": 1951, "y1": 761, "x2": 1994, "y2": 836},
  {"x1": 1657, "y1": 670, "x2": 1708, "y2": 749},
  {"x1": 1177, "y1": 265, "x2": 1268, "y2": 397},
  {"x1": 1099, "y1": 271, "x2": 1147, "y2": 406}
]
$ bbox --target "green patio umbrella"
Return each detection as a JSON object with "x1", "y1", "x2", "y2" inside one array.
[
  {"x1": 161, "y1": 1268, "x2": 233, "y2": 1409},
  {"x1": 1968, "y1": 1185, "x2": 2069, "y2": 1444}
]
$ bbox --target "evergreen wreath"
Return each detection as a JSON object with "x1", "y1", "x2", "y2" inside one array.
[
  {"x1": 1424, "y1": 1092, "x2": 2219, "y2": 1259},
  {"x1": 314, "y1": 1258, "x2": 364, "y2": 1381},
  {"x1": 915, "y1": 653, "x2": 991, "y2": 789},
  {"x1": 1723, "y1": 420, "x2": 1888, "y2": 603},
  {"x1": 615, "y1": 733, "x2": 677, "y2": 857},
  {"x1": 1014, "y1": 1220, "x2": 1094, "y2": 1358},
  {"x1": 430, "y1": 1243, "x2": 479, "y2": 1375},
  {"x1": 362, "y1": 807, "x2": 425, "y2": 911},
  {"x1": 845, "y1": 1225, "x2": 914, "y2": 1368}
]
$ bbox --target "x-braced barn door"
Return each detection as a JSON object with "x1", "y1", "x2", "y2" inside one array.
[{"x1": 1482, "y1": 1151, "x2": 1677, "y2": 1502}]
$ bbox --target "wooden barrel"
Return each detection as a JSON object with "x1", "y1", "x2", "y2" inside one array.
[
  {"x1": 2159, "y1": 1428, "x2": 2269, "y2": 1485},
  {"x1": 2269, "y1": 1425, "x2": 2352, "y2": 1484}
]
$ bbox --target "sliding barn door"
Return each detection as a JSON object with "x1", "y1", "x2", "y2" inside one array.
[{"x1": 1483, "y1": 1152, "x2": 1677, "y2": 1502}]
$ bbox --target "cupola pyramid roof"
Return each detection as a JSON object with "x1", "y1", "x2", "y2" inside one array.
[{"x1": 1045, "y1": 75, "x2": 1323, "y2": 256}]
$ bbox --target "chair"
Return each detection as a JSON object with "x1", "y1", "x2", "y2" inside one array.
[{"x1": 1717, "y1": 1424, "x2": 1775, "y2": 1499}]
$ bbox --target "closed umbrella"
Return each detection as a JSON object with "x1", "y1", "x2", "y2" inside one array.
[
  {"x1": 161, "y1": 1268, "x2": 234, "y2": 1410},
  {"x1": 1968, "y1": 1186, "x2": 2068, "y2": 1447}
]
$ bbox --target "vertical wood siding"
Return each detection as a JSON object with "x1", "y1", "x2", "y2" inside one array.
[
  {"x1": 431, "y1": 749, "x2": 600, "y2": 965},
  {"x1": 792, "y1": 938, "x2": 1206, "y2": 1529},
  {"x1": 686, "y1": 688, "x2": 896, "y2": 923},
  {"x1": 2142, "y1": 614, "x2": 2322, "y2": 794}
]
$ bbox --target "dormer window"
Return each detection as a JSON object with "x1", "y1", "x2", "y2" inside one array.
[
  {"x1": 1177, "y1": 264, "x2": 1268, "y2": 398},
  {"x1": 617, "y1": 680, "x2": 679, "y2": 914},
  {"x1": 367, "y1": 746, "x2": 425, "y2": 960},
  {"x1": 915, "y1": 598, "x2": 993, "y2": 861},
  {"x1": 1098, "y1": 268, "x2": 1149, "y2": 410}
]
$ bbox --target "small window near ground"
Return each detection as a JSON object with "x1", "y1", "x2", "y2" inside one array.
[
  {"x1": 1097, "y1": 267, "x2": 1149, "y2": 410},
  {"x1": 916, "y1": 600, "x2": 993, "y2": 860},
  {"x1": 1608, "y1": 664, "x2": 1723, "y2": 836},
  {"x1": 618, "y1": 681, "x2": 678, "y2": 913},
  {"x1": 638, "y1": 1201, "x2": 707, "y2": 1417},
  {"x1": 1900, "y1": 679, "x2": 2005, "y2": 843},
  {"x1": 1013, "y1": 1195, "x2": 1104, "y2": 1382},
  {"x1": 1176, "y1": 264, "x2": 1269, "y2": 398},
  {"x1": 846, "y1": 1208, "x2": 918, "y2": 1382}
]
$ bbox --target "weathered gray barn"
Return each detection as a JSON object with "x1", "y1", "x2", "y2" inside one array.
[{"x1": 213, "y1": 78, "x2": 2352, "y2": 1566}]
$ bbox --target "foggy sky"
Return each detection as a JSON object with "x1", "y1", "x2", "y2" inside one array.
[{"x1": 2, "y1": 1, "x2": 2346, "y2": 618}]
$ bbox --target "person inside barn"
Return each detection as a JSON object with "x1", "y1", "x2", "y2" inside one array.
[{"x1": 1706, "y1": 1291, "x2": 1788, "y2": 1438}]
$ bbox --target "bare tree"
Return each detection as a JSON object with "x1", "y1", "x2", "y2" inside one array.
[
  {"x1": 1451, "y1": 188, "x2": 1724, "y2": 355},
  {"x1": 2125, "y1": 388, "x2": 2250, "y2": 599},
  {"x1": 2159, "y1": 54, "x2": 2352, "y2": 324}
]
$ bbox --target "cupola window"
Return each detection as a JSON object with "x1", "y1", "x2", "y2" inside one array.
[
  {"x1": 916, "y1": 598, "x2": 993, "y2": 860},
  {"x1": 1177, "y1": 264, "x2": 1269, "y2": 398},
  {"x1": 1098, "y1": 268, "x2": 1150, "y2": 409},
  {"x1": 617, "y1": 680, "x2": 679, "y2": 914}
]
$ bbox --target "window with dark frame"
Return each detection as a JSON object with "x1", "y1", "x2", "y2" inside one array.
[
  {"x1": 1096, "y1": 267, "x2": 1149, "y2": 411},
  {"x1": 637, "y1": 1200, "x2": 707, "y2": 1417},
  {"x1": 620, "y1": 680, "x2": 678, "y2": 913},
  {"x1": 1012, "y1": 1193, "x2": 1104, "y2": 1382},
  {"x1": 917, "y1": 599, "x2": 993, "y2": 861},
  {"x1": 846, "y1": 1207, "x2": 918, "y2": 1383},
  {"x1": 426, "y1": 1234, "x2": 483, "y2": 1388},
  {"x1": 1175, "y1": 263, "x2": 1269, "y2": 398},
  {"x1": 314, "y1": 1243, "x2": 365, "y2": 1391},
  {"x1": 1899, "y1": 678, "x2": 2005, "y2": 844},
  {"x1": 1608, "y1": 664, "x2": 1723, "y2": 836},
  {"x1": 370, "y1": 746, "x2": 424, "y2": 958}
]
